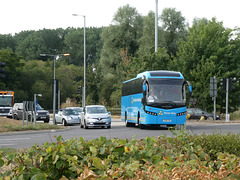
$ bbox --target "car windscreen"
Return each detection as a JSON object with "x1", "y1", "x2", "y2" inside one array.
[
  {"x1": 87, "y1": 107, "x2": 107, "y2": 114},
  {"x1": 63, "y1": 110, "x2": 78, "y2": 115},
  {"x1": 36, "y1": 104, "x2": 43, "y2": 110}
]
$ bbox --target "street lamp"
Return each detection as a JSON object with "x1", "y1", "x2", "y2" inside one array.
[
  {"x1": 34, "y1": 93, "x2": 42, "y2": 126},
  {"x1": 40, "y1": 53, "x2": 69, "y2": 124},
  {"x1": 155, "y1": 0, "x2": 158, "y2": 52},
  {"x1": 72, "y1": 14, "x2": 86, "y2": 108}
]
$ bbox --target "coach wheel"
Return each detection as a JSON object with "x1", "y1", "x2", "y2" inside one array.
[{"x1": 125, "y1": 112, "x2": 130, "y2": 127}]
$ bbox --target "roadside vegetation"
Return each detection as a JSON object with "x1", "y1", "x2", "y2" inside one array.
[
  {"x1": 1, "y1": 130, "x2": 240, "y2": 179},
  {"x1": 0, "y1": 117, "x2": 63, "y2": 133}
]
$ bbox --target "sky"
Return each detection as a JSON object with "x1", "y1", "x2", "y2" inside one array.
[{"x1": 1, "y1": 0, "x2": 239, "y2": 35}]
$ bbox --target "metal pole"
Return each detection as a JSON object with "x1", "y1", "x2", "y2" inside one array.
[
  {"x1": 225, "y1": 78, "x2": 229, "y2": 122},
  {"x1": 214, "y1": 96, "x2": 216, "y2": 120},
  {"x1": 213, "y1": 76, "x2": 216, "y2": 120},
  {"x1": 83, "y1": 15, "x2": 86, "y2": 107},
  {"x1": 58, "y1": 88, "x2": 60, "y2": 110},
  {"x1": 34, "y1": 94, "x2": 36, "y2": 126},
  {"x1": 22, "y1": 101, "x2": 25, "y2": 126},
  {"x1": 155, "y1": 0, "x2": 158, "y2": 52},
  {"x1": 53, "y1": 57, "x2": 56, "y2": 124}
]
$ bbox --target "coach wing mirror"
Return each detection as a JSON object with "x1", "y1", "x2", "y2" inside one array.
[
  {"x1": 184, "y1": 81, "x2": 192, "y2": 97},
  {"x1": 141, "y1": 79, "x2": 147, "y2": 105}
]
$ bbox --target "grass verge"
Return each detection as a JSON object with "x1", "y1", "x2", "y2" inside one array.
[{"x1": 0, "y1": 117, "x2": 64, "y2": 133}]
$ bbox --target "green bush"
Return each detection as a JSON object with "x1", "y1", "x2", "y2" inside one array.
[
  {"x1": 182, "y1": 133, "x2": 240, "y2": 160},
  {"x1": 1, "y1": 131, "x2": 240, "y2": 179}
]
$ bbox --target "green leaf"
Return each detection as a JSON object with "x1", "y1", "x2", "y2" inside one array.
[
  {"x1": 92, "y1": 157, "x2": 103, "y2": 169},
  {"x1": 100, "y1": 146, "x2": 105, "y2": 155},
  {"x1": 0, "y1": 159, "x2": 4, "y2": 167},
  {"x1": 31, "y1": 173, "x2": 47, "y2": 180},
  {"x1": 56, "y1": 135, "x2": 63, "y2": 142},
  {"x1": 90, "y1": 146, "x2": 97, "y2": 155},
  {"x1": 53, "y1": 155, "x2": 59, "y2": 164},
  {"x1": 152, "y1": 155, "x2": 161, "y2": 164}
]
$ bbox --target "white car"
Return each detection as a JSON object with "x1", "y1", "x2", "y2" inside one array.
[{"x1": 80, "y1": 105, "x2": 111, "y2": 129}]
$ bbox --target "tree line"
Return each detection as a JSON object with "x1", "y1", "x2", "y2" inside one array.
[{"x1": 0, "y1": 5, "x2": 239, "y2": 113}]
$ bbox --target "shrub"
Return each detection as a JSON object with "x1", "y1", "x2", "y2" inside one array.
[{"x1": 0, "y1": 131, "x2": 240, "y2": 179}]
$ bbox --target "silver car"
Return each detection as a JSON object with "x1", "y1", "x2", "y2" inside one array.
[
  {"x1": 80, "y1": 105, "x2": 111, "y2": 129},
  {"x1": 55, "y1": 109, "x2": 80, "y2": 126}
]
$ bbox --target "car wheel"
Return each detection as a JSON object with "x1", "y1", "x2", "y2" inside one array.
[
  {"x1": 28, "y1": 116, "x2": 32, "y2": 121},
  {"x1": 207, "y1": 116, "x2": 213, "y2": 120},
  {"x1": 84, "y1": 120, "x2": 88, "y2": 129},
  {"x1": 62, "y1": 119, "x2": 67, "y2": 126},
  {"x1": 13, "y1": 114, "x2": 18, "y2": 120},
  {"x1": 80, "y1": 121, "x2": 83, "y2": 128},
  {"x1": 44, "y1": 120, "x2": 49, "y2": 123},
  {"x1": 107, "y1": 126, "x2": 111, "y2": 129}
]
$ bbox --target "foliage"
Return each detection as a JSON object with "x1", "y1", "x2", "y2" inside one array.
[
  {"x1": 0, "y1": 34, "x2": 16, "y2": 51},
  {"x1": 183, "y1": 132, "x2": 240, "y2": 160},
  {"x1": 172, "y1": 18, "x2": 239, "y2": 112},
  {"x1": 1, "y1": 132, "x2": 240, "y2": 179},
  {"x1": 100, "y1": 4, "x2": 143, "y2": 72},
  {"x1": 160, "y1": 8, "x2": 188, "y2": 57},
  {"x1": 64, "y1": 27, "x2": 103, "y2": 66},
  {"x1": 0, "y1": 50, "x2": 23, "y2": 90}
]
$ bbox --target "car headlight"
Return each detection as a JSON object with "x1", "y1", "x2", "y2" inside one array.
[{"x1": 66, "y1": 116, "x2": 72, "y2": 120}]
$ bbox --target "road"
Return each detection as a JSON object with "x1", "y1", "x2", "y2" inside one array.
[{"x1": 1, "y1": 118, "x2": 240, "y2": 149}]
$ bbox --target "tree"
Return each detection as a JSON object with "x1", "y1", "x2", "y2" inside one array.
[
  {"x1": 0, "y1": 34, "x2": 16, "y2": 51},
  {"x1": 16, "y1": 29, "x2": 66, "y2": 61},
  {"x1": 64, "y1": 27, "x2": 103, "y2": 66},
  {"x1": 100, "y1": 4, "x2": 143, "y2": 71},
  {"x1": 99, "y1": 4, "x2": 144, "y2": 106},
  {"x1": 171, "y1": 18, "x2": 239, "y2": 113},
  {"x1": 0, "y1": 50, "x2": 23, "y2": 90},
  {"x1": 138, "y1": 11, "x2": 155, "y2": 56},
  {"x1": 18, "y1": 60, "x2": 52, "y2": 108},
  {"x1": 160, "y1": 8, "x2": 188, "y2": 57}
]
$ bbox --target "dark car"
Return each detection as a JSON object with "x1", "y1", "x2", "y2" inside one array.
[
  {"x1": 12, "y1": 103, "x2": 50, "y2": 123},
  {"x1": 186, "y1": 108, "x2": 220, "y2": 120}
]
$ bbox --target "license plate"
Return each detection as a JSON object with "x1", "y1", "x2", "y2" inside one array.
[
  {"x1": 163, "y1": 119, "x2": 171, "y2": 122},
  {"x1": 40, "y1": 117, "x2": 46, "y2": 119}
]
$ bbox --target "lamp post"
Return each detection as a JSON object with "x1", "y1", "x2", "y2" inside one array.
[
  {"x1": 72, "y1": 14, "x2": 86, "y2": 108},
  {"x1": 155, "y1": 0, "x2": 158, "y2": 52},
  {"x1": 34, "y1": 93, "x2": 42, "y2": 126},
  {"x1": 40, "y1": 53, "x2": 69, "y2": 124}
]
